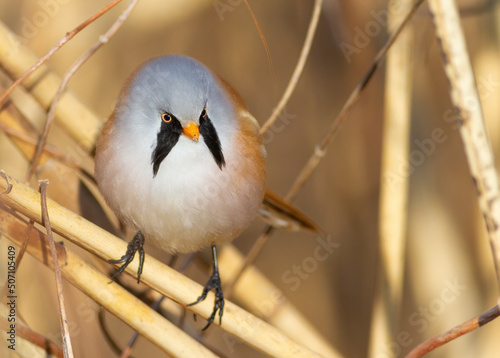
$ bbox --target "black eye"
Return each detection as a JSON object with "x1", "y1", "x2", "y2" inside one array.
[
  {"x1": 162, "y1": 113, "x2": 172, "y2": 123},
  {"x1": 200, "y1": 107, "x2": 207, "y2": 119}
]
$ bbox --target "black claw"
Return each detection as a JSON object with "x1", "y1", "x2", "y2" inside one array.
[
  {"x1": 188, "y1": 245, "x2": 224, "y2": 330},
  {"x1": 109, "y1": 231, "x2": 145, "y2": 283}
]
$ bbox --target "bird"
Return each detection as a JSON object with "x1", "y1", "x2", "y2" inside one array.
[{"x1": 95, "y1": 55, "x2": 320, "y2": 329}]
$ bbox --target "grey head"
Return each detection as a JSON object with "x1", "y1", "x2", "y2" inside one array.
[{"x1": 115, "y1": 55, "x2": 236, "y2": 176}]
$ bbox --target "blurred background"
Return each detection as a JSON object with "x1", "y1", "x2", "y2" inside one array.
[{"x1": 1, "y1": 0, "x2": 500, "y2": 357}]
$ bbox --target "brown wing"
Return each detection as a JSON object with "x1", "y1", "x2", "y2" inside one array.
[{"x1": 260, "y1": 188, "x2": 325, "y2": 236}]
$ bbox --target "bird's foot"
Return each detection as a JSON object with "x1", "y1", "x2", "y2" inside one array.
[
  {"x1": 109, "y1": 231, "x2": 145, "y2": 283},
  {"x1": 188, "y1": 251, "x2": 224, "y2": 330}
]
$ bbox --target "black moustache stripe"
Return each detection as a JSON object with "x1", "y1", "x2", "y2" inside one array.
[
  {"x1": 151, "y1": 116, "x2": 182, "y2": 177},
  {"x1": 200, "y1": 114, "x2": 225, "y2": 170}
]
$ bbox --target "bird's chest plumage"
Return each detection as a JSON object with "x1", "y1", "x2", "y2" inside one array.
[{"x1": 96, "y1": 127, "x2": 265, "y2": 254}]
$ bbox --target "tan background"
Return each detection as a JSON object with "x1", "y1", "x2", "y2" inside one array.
[{"x1": 1, "y1": 0, "x2": 500, "y2": 357}]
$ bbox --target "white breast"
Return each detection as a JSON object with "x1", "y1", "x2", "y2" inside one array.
[{"x1": 95, "y1": 122, "x2": 265, "y2": 254}]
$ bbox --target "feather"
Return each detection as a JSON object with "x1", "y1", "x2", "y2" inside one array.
[{"x1": 260, "y1": 188, "x2": 325, "y2": 236}]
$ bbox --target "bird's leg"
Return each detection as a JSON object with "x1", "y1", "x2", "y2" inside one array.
[
  {"x1": 109, "y1": 231, "x2": 145, "y2": 284},
  {"x1": 188, "y1": 245, "x2": 224, "y2": 330}
]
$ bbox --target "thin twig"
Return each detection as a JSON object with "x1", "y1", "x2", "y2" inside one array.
[
  {"x1": 25, "y1": 0, "x2": 138, "y2": 182},
  {"x1": 0, "y1": 173, "x2": 322, "y2": 358},
  {"x1": 226, "y1": 0, "x2": 324, "y2": 292},
  {"x1": 287, "y1": 0, "x2": 425, "y2": 199},
  {"x1": 119, "y1": 329, "x2": 139, "y2": 358},
  {"x1": 260, "y1": 0, "x2": 323, "y2": 133},
  {"x1": 404, "y1": 0, "x2": 500, "y2": 355},
  {"x1": 0, "y1": 314, "x2": 64, "y2": 358},
  {"x1": 0, "y1": 0, "x2": 122, "y2": 106},
  {"x1": 227, "y1": 0, "x2": 424, "y2": 293},
  {"x1": 0, "y1": 121, "x2": 91, "y2": 174},
  {"x1": 428, "y1": 0, "x2": 500, "y2": 289},
  {"x1": 406, "y1": 305, "x2": 500, "y2": 358},
  {"x1": 98, "y1": 308, "x2": 134, "y2": 357},
  {"x1": 17, "y1": 325, "x2": 64, "y2": 358},
  {"x1": 0, "y1": 22, "x2": 101, "y2": 153},
  {"x1": 242, "y1": 0, "x2": 277, "y2": 91},
  {"x1": 39, "y1": 180, "x2": 74, "y2": 358},
  {"x1": 0, "y1": 204, "x2": 217, "y2": 358}
]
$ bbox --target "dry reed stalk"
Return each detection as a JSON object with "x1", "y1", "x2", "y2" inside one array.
[
  {"x1": 0, "y1": 13, "x2": 335, "y2": 356},
  {"x1": 0, "y1": 0, "x2": 123, "y2": 107},
  {"x1": 406, "y1": 305, "x2": 500, "y2": 358},
  {"x1": 472, "y1": 45, "x2": 500, "y2": 357},
  {"x1": 473, "y1": 50, "x2": 500, "y2": 284},
  {"x1": 0, "y1": 21, "x2": 101, "y2": 153},
  {"x1": 0, "y1": 77, "x2": 117, "y2": 226},
  {"x1": 224, "y1": 0, "x2": 324, "y2": 288},
  {"x1": 368, "y1": 1, "x2": 413, "y2": 357},
  {"x1": 427, "y1": 0, "x2": 500, "y2": 291},
  {"x1": 0, "y1": 309, "x2": 61, "y2": 358},
  {"x1": 0, "y1": 89, "x2": 331, "y2": 358},
  {"x1": 229, "y1": 0, "x2": 324, "y2": 288},
  {"x1": 0, "y1": 95, "x2": 331, "y2": 357},
  {"x1": 39, "y1": 180, "x2": 74, "y2": 358},
  {"x1": 1, "y1": 303, "x2": 63, "y2": 358},
  {"x1": 219, "y1": 245, "x2": 342, "y2": 358},
  {"x1": 0, "y1": 120, "x2": 90, "y2": 174},
  {"x1": 400, "y1": 0, "x2": 500, "y2": 355},
  {"x1": 0, "y1": 206, "x2": 219, "y2": 358},
  {"x1": 227, "y1": 0, "x2": 424, "y2": 314},
  {"x1": 241, "y1": 0, "x2": 277, "y2": 90},
  {"x1": 286, "y1": 0, "x2": 424, "y2": 200},
  {"x1": 26, "y1": 0, "x2": 138, "y2": 181},
  {"x1": 260, "y1": 0, "x2": 323, "y2": 134},
  {"x1": 0, "y1": 106, "x2": 119, "y2": 231},
  {"x1": 0, "y1": 172, "x2": 323, "y2": 358},
  {"x1": 0, "y1": 107, "x2": 51, "y2": 168},
  {"x1": 0, "y1": 21, "x2": 335, "y2": 354}
]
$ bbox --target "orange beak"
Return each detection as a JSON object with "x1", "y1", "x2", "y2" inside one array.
[{"x1": 182, "y1": 122, "x2": 199, "y2": 142}]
